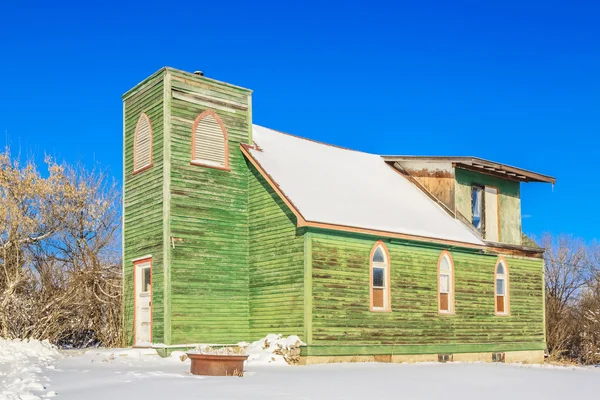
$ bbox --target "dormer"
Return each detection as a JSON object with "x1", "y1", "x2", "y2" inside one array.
[{"x1": 383, "y1": 156, "x2": 555, "y2": 247}]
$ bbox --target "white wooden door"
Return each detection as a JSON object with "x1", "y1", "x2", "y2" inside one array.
[
  {"x1": 135, "y1": 260, "x2": 152, "y2": 346},
  {"x1": 484, "y1": 187, "x2": 500, "y2": 242}
]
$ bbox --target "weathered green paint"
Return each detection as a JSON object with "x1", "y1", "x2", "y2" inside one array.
[
  {"x1": 161, "y1": 71, "x2": 173, "y2": 344},
  {"x1": 542, "y1": 258, "x2": 547, "y2": 344},
  {"x1": 303, "y1": 233, "x2": 313, "y2": 344},
  {"x1": 167, "y1": 69, "x2": 252, "y2": 344},
  {"x1": 123, "y1": 70, "x2": 166, "y2": 344},
  {"x1": 246, "y1": 93, "x2": 253, "y2": 145},
  {"x1": 248, "y1": 163, "x2": 305, "y2": 340},
  {"x1": 123, "y1": 68, "x2": 546, "y2": 358},
  {"x1": 124, "y1": 68, "x2": 254, "y2": 345},
  {"x1": 455, "y1": 168, "x2": 522, "y2": 245},
  {"x1": 308, "y1": 231, "x2": 545, "y2": 352}
]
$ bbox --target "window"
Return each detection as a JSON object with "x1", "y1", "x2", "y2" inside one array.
[
  {"x1": 142, "y1": 266, "x2": 151, "y2": 293},
  {"x1": 471, "y1": 186, "x2": 483, "y2": 233},
  {"x1": 495, "y1": 259, "x2": 509, "y2": 315},
  {"x1": 438, "y1": 251, "x2": 454, "y2": 314},
  {"x1": 133, "y1": 113, "x2": 153, "y2": 173},
  {"x1": 471, "y1": 185, "x2": 501, "y2": 242},
  {"x1": 370, "y1": 242, "x2": 390, "y2": 312},
  {"x1": 191, "y1": 110, "x2": 229, "y2": 170}
]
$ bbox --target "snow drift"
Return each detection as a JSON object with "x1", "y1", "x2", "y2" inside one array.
[
  {"x1": 0, "y1": 338, "x2": 60, "y2": 400},
  {"x1": 239, "y1": 333, "x2": 304, "y2": 365}
]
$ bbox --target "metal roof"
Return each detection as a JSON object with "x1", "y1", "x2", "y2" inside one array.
[
  {"x1": 246, "y1": 125, "x2": 484, "y2": 246},
  {"x1": 382, "y1": 156, "x2": 556, "y2": 184}
]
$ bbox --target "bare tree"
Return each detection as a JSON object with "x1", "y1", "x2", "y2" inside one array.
[
  {"x1": 0, "y1": 150, "x2": 72, "y2": 338},
  {"x1": 36, "y1": 164, "x2": 122, "y2": 346},
  {"x1": 0, "y1": 149, "x2": 122, "y2": 347},
  {"x1": 542, "y1": 234, "x2": 600, "y2": 363},
  {"x1": 543, "y1": 235, "x2": 589, "y2": 357}
]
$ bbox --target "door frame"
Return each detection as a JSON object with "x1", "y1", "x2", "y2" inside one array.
[{"x1": 133, "y1": 256, "x2": 152, "y2": 346}]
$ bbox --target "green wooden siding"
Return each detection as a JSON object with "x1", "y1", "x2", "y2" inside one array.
[
  {"x1": 122, "y1": 67, "x2": 546, "y2": 354},
  {"x1": 123, "y1": 71, "x2": 165, "y2": 344},
  {"x1": 167, "y1": 69, "x2": 252, "y2": 344},
  {"x1": 455, "y1": 168, "x2": 522, "y2": 245},
  {"x1": 248, "y1": 163, "x2": 304, "y2": 340},
  {"x1": 309, "y1": 231, "x2": 545, "y2": 353}
]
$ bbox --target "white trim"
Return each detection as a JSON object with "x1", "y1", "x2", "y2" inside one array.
[{"x1": 132, "y1": 254, "x2": 153, "y2": 263}]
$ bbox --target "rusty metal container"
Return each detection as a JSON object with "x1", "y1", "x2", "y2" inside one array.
[{"x1": 187, "y1": 353, "x2": 249, "y2": 376}]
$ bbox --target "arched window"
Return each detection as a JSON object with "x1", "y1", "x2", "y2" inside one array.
[
  {"x1": 495, "y1": 258, "x2": 509, "y2": 315},
  {"x1": 133, "y1": 113, "x2": 153, "y2": 173},
  {"x1": 438, "y1": 251, "x2": 454, "y2": 314},
  {"x1": 370, "y1": 241, "x2": 391, "y2": 312},
  {"x1": 191, "y1": 110, "x2": 229, "y2": 170}
]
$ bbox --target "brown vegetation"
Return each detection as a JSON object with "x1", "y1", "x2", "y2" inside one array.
[
  {"x1": 543, "y1": 234, "x2": 600, "y2": 364},
  {"x1": 0, "y1": 149, "x2": 122, "y2": 347}
]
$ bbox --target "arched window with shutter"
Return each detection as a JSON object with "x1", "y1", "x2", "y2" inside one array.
[
  {"x1": 191, "y1": 110, "x2": 229, "y2": 170},
  {"x1": 370, "y1": 241, "x2": 391, "y2": 312},
  {"x1": 438, "y1": 251, "x2": 455, "y2": 314},
  {"x1": 133, "y1": 113, "x2": 153, "y2": 174}
]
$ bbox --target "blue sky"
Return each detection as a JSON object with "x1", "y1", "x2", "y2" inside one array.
[{"x1": 0, "y1": 1, "x2": 598, "y2": 242}]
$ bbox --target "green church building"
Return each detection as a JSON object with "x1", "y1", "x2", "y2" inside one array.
[{"x1": 123, "y1": 67, "x2": 555, "y2": 364}]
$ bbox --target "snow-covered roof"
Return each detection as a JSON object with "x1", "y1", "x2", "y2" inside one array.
[{"x1": 247, "y1": 125, "x2": 484, "y2": 247}]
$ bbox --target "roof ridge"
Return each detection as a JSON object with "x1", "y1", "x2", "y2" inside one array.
[{"x1": 253, "y1": 124, "x2": 370, "y2": 155}]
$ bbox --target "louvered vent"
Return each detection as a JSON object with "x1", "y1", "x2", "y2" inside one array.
[
  {"x1": 133, "y1": 113, "x2": 152, "y2": 172},
  {"x1": 192, "y1": 112, "x2": 227, "y2": 168}
]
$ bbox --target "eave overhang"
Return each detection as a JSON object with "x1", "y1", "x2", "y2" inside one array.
[{"x1": 383, "y1": 156, "x2": 556, "y2": 184}]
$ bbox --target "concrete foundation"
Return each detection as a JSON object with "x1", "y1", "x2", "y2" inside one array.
[{"x1": 299, "y1": 350, "x2": 545, "y2": 365}]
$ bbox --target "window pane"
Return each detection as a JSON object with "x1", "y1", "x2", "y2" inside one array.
[
  {"x1": 440, "y1": 256, "x2": 450, "y2": 272},
  {"x1": 373, "y1": 267, "x2": 385, "y2": 288},
  {"x1": 142, "y1": 268, "x2": 151, "y2": 292},
  {"x1": 472, "y1": 186, "x2": 483, "y2": 231},
  {"x1": 440, "y1": 274, "x2": 450, "y2": 293},
  {"x1": 440, "y1": 293, "x2": 449, "y2": 311},
  {"x1": 496, "y1": 263, "x2": 505, "y2": 275},
  {"x1": 496, "y1": 279, "x2": 505, "y2": 295},
  {"x1": 373, "y1": 288, "x2": 384, "y2": 308},
  {"x1": 372, "y1": 247, "x2": 385, "y2": 263}
]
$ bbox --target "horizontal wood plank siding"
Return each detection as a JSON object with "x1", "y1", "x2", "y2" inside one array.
[
  {"x1": 168, "y1": 70, "x2": 251, "y2": 344},
  {"x1": 123, "y1": 72, "x2": 165, "y2": 345},
  {"x1": 248, "y1": 163, "x2": 305, "y2": 340},
  {"x1": 310, "y1": 232, "x2": 545, "y2": 351}
]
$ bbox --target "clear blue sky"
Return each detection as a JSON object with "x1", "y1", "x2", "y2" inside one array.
[{"x1": 0, "y1": 1, "x2": 598, "y2": 242}]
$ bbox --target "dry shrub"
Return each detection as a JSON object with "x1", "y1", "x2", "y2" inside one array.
[
  {"x1": 0, "y1": 148, "x2": 122, "y2": 347},
  {"x1": 543, "y1": 234, "x2": 600, "y2": 364}
]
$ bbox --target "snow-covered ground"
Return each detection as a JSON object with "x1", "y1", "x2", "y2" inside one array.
[
  {"x1": 2, "y1": 338, "x2": 599, "y2": 400},
  {"x1": 0, "y1": 338, "x2": 60, "y2": 400}
]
